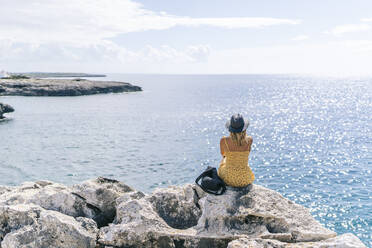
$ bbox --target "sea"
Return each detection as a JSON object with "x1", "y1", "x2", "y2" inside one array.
[{"x1": 0, "y1": 74, "x2": 371, "y2": 245}]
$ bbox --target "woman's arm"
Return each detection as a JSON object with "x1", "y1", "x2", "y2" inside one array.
[
  {"x1": 220, "y1": 138, "x2": 225, "y2": 157},
  {"x1": 247, "y1": 136, "x2": 253, "y2": 151}
]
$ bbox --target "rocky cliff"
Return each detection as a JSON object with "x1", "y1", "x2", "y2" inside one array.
[
  {"x1": 0, "y1": 78, "x2": 142, "y2": 96},
  {"x1": 0, "y1": 177, "x2": 366, "y2": 248},
  {"x1": 0, "y1": 103, "x2": 14, "y2": 119}
]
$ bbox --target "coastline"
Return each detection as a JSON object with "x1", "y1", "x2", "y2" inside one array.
[
  {"x1": 0, "y1": 177, "x2": 366, "y2": 247},
  {"x1": 0, "y1": 78, "x2": 142, "y2": 96}
]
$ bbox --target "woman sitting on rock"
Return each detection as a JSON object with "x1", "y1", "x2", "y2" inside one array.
[{"x1": 218, "y1": 114, "x2": 255, "y2": 187}]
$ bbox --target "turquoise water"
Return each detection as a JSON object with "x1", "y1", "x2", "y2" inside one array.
[{"x1": 0, "y1": 74, "x2": 371, "y2": 245}]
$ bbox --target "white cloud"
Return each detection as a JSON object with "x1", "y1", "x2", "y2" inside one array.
[
  {"x1": 176, "y1": 17, "x2": 300, "y2": 29},
  {"x1": 3, "y1": 38, "x2": 372, "y2": 75},
  {"x1": 0, "y1": 0, "x2": 301, "y2": 72},
  {"x1": 0, "y1": 0, "x2": 300, "y2": 45},
  {"x1": 326, "y1": 24, "x2": 371, "y2": 35},
  {"x1": 292, "y1": 35, "x2": 309, "y2": 41},
  {"x1": 0, "y1": 39, "x2": 211, "y2": 72}
]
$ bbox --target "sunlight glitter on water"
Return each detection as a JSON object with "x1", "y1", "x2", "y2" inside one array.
[{"x1": 0, "y1": 74, "x2": 371, "y2": 245}]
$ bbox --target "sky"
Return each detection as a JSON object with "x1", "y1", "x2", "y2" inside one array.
[{"x1": 1, "y1": 0, "x2": 372, "y2": 75}]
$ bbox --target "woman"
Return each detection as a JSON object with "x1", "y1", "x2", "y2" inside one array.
[{"x1": 218, "y1": 114, "x2": 255, "y2": 187}]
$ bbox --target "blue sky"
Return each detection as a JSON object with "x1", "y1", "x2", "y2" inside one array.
[{"x1": 1, "y1": 0, "x2": 372, "y2": 75}]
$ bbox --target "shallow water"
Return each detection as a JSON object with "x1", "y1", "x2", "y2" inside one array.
[{"x1": 0, "y1": 74, "x2": 371, "y2": 245}]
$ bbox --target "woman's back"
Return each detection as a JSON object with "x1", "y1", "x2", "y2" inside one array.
[{"x1": 218, "y1": 136, "x2": 255, "y2": 187}]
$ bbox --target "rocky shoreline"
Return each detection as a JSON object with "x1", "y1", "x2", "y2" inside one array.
[
  {"x1": 0, "y1": 103, "x2": 14, "y2": 119},
  {"x1": 0, "y1": 78, "x2": 142, "y2": 96},
  {"x1": 0, "y1": 177, "x2": 366, "y2": 247}
]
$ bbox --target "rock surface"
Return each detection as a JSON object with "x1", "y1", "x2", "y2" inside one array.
[
  {"x1": 227, "y1": 233, "x2": 367, "y2": 248},
  {"x1": 0, "y1": 103, "x2": 14, "y2": 119},
  {"x1": 195, "y1": 185, "x2": 336, "y2": 242},
  {"x1": 0, "y1": 178, "x2": 366, "y2": 248},
  {"x1": 0, "y1": 78, "x2": 142, "y2": 96},
  {"x1": 0, "y1": 204, "x2": 97, "y2": 248},
  {"x1": 71, "y1": 177, "x2": 134, "y2": 227}
]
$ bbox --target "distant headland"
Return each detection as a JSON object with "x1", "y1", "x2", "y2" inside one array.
[{"x1": 0, "y1": 74, "x2": 142, "y2": 96}]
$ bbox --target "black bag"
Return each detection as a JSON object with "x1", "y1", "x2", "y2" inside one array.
[{"x1": 195, "y1": 166, "x2": 226, "y2": 195}]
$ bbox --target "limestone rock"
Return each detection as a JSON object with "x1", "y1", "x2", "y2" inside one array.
[
  {"x1": 97, "y1": 183, "x2": 361, "y2": 248},
  {"x1": 99, "y1": 191, "x2": 173, "y2": 247},
  {"x1": 0, "y1": 204, "x2": 42, "y2": 241},
  {"x1": 0, "y1": 186, "x2": 11, "y2": 196},
  {"x1": 0, "y1": 181, "x2": 96, "y2": 219},
  {"x1": 195, "y1": 184, "x2": 336, "y2": 242},
  {"x1": 1, "y1": 207, "x2": 98, "y2": 248},
  {"x1": 98, "y1": 185, "x2": 231, "y2": 248},
  {"x1": 72, "y1": 177, "x2": 134, "y2": 227},
  {"x1": 0, "y1": 178, "x2": 133, "y2": 227},
  {"x1": 0, "y1": 103, "x2": 14, "y2": 119},
  {"x1": 147, "y1": 184, "x2": 202, "y2": 229},
  {"x1": 227, "y1": 233, "x2": 367, "y2": 248},
  {"x1": 0, "y1": 178, "x2": 367, "y2": 248}
]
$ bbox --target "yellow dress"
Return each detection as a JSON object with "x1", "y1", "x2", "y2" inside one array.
[{"x1": 218, "y1": 138, "x2": 255, "y2": 187}]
